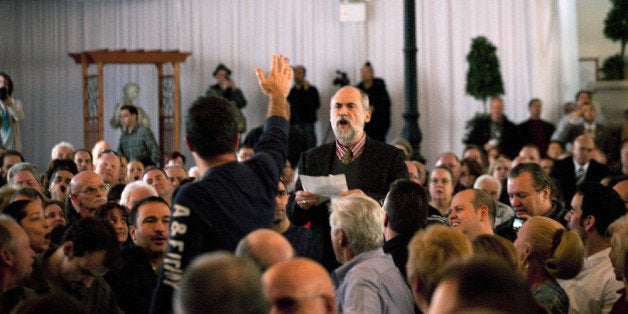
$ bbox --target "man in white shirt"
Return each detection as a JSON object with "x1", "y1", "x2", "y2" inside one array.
[{"x1": 560, "y1": 182, "x2": 626, "y2": 314}]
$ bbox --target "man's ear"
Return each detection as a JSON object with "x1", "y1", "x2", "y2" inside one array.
[
  {"x1": 523, "y1": 242, "x2": 533, "y2": 260},
  {"x1": 338, "y1": 229, "x2": 348, "y2": 247},
  {"x1": 384, "y1": 214, "x2": 390, "y2": 228},
  {"x1": 0, "y1": 249, "x2": 14, "y2": 267},
  {"x1": 364, "y1": 107, "x2": 372, "y2": 123},
  {"x1": 322, "y1": 294, "x2": 337, "y2": 314},
  {"x1": 233, "y1": 133, "x2": 241, "y2": 151},
  {"x1": 409, "y1": 273, "x2": 422, "y2": 294},
  {"x1": 583, "y1": 215, "x2": 596, "y2": 233},
  {"x1": 479, "y1": 205, "x2": 489, "y2": 221},
  {"x1": 184, "y1": 137, "x2": 194, "y2": 152},
  {"x1": 62, "y1": 241, "x2": 74, "y2": 259},
  {"x1": 129, "y1": 226, "x2": 137, "y2": 242}
]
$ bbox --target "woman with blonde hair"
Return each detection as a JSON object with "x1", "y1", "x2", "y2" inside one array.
[
  {"x1": 488, "y1": 156, "x2": 511, "y2": 204},
  {"x1": 514, "y1": 216, "x2": 584, "y2": 313}
]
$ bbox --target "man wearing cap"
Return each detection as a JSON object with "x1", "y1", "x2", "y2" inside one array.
[{"x1": 206, "y1": 63, "x2": 247, "y2": 132}]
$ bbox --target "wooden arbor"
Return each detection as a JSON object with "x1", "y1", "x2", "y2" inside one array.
[{"x1": 69, "y1": 49, "x2": 191, "y2": 162}]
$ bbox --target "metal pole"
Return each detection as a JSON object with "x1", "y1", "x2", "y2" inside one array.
[{"x1": 402, "y1": 0, "x2": 424, "y2": 162}]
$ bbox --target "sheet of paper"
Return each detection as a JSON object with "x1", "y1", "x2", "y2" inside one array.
[{"x1": 299, "y1": 174, "x2": 348, "y2": 205}]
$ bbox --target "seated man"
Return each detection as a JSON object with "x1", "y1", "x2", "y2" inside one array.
[
  {"x1": 119, "y1": 181, "x2": 158, "y2": 210},
  {"x1": 50, "y1": 141, "x2": 74, "y2": 161},
  {"x1": 473, "y1": 174, "x2": 514, "y2": 228},
  {"x1": 173, "y1": 252, "x2": 267, "y2": 314},
  {"x1": 0, "y1": 215, "x2": 36, "y2": 313},
  {"x1": 235, "y1": 228, "x2": 294, "y2": 271},
  {"x1": 164, "y1": 165, "x2": 188, "y2": 188},
  {"x1": 105, "y1": 196, "x2": 170, "y2": 314},
  {"x1": 430, "y1": 256, "x2": 544, "y2": 314},
  {"x1": 142, "y1": 166, "x2": 174, "y2": 205},
  {"x1": 448, "y1": 189, "x2": 496, "y2": 241},
  {"x1": 94, "y1": 150, "x2": 121, "y2": 186},
  {"x1": 7, "y1": 162, "x2": 43, "y2": 194},
  {"x1": 272, "y1": 179, "x2": 317, "y2": 259},
  {"x1": 67, "y1": 171, "x2": 108, "y2": 225},
  {"x1": 262, "y1": 258, "x2": 337, "y2": 314},
  {"x1": 25, "y1": 217, "x2": 122, "y2": 313},
  {"x1": 329, "y1": 194, "x2": 414, "y2": 314}
]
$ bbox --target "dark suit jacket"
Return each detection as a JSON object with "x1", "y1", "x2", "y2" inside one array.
[
  {"x1": 287, "y1": 137, "x2": 407, "y2": 271},
  {"x1": 557, "y1": 123, "x2": 612, "y2": 154},
  {"x1": 550, "y1": 157, "x2": 609, "y2": 204},
  {"x1": 518, "y1": 118, "x2": 555, "y2": 156},
  {"x1": 464, "y1": 115, "x2": 522, "y2": 159}
]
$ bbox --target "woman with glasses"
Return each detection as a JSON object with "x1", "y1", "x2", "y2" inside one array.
[{"x1": 428, "y1": 166, "x2": 455, "y2": 218}]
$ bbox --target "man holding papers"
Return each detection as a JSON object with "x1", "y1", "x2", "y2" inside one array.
[{"x1": 288, "y1": 86, "x2": 407, "y2": 271}]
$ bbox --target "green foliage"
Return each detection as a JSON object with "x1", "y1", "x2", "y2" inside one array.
[
  {"x1": 465, "y1": 36, "x2": 505, "y2": 112},
  {"x1": 600, "y1": 54, "x2": 625, "y2": 80},
  {"x1": 602, "y1": 0, "x2": 628, "y2": 79},
  {"x1": 463, "y1": 112, "x2": 489, "y2": 145}
]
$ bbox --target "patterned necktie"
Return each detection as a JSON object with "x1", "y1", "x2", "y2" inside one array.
[
  {"x1": 576, "y1": 166, "x2": 585, "y2": 184},
  {"x1": 341, "y1": 148, "x2": 353, "y2": 165}
]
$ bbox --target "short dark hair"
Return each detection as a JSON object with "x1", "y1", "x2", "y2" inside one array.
[
  {"x1": 528, "y1": 98, "x2": 541, "y2": 108},
  {"x1": 460, "y1": 158, "x2": 483, "y2": 178},
  {"x1": 166, "y1": 151, "x2": 186, "y2": 165},
  {"x1": 575, "y1": 90, "x2": 592, "y2": 102},
  {"x1": 0, "y1": 73, "x2": 14, "y2": 96},
  {"x1": 45, "y1": 159, "x2": 78, "y2": 187},
  {"x1": 508, "y1": 163, "x2": 556, "y2": 195},
  {"x1": 576, "y1": 182, "x2": 626, "y2": 237},
  {"x1": 0, "y1": 150, "x2": 24, "y2": 168},
  {"x1": 384, "y1": 179, "x2": 428, "y2": 235},
  {"x1": 434, "y1": 256, "x2": 543, "y2": 314},
  {"x1": 186, "y1": 96, "x2": 238, "y2": 160},
  {"x1": 10, "y1": 187, "x2": 45, "y2": 203},
  {"x1": 71, "y1": 148, "x2": 92, "y2": 161},
  {"x1": 143, "y1": 166, "x2": 167, "y2": 179},
  {"x1": 129, "y1": 196, "x2": 168, "y2": 227},
  {"x1": 94, "y1": 201, "x2": 129, "y2": 227},
  {"x1": 120, "y1": 105, "x2": 138, "y2": 116},
  {"x1": 61, "y1": 217, "x2": 121, "y2": 269},
  {"x1": 470, "y1": 189, "x2": 497, "y2": 223},
  {"x1": 3, "y1": 200, "x2": 32, "y2": 224}
]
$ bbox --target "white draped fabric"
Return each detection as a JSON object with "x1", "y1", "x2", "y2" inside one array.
[{"x1": 0, "y1": 0, "x2": 578, "y2": 170}]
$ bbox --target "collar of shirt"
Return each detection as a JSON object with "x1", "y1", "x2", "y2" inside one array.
[
  {"x1": 335, "y1": 132, "x2": 366, "y2": 161},
  {"x1": 583, "y1": 122, "x2": 595, "y2": 132},
  {"x1": 573, "y1": 159, "x2": 589, "y2": 172}
]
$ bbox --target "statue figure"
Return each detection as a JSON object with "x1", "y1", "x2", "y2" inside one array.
[{"x1": 110, "y1": 82, "x2": 151, "y2": 129}]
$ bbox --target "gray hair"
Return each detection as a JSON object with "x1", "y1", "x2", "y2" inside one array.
[
  {"x1": 7, "y1": 162, "x2": 39, "y2": 185},
  {"x1": 474, "y1": 174, "x2": 502, "y2": 196},
  {"x1": 329, "y1": 194, "x2": 384, "y2": 254},
  {"x1": 51, "y1": 141, "x2": 75, "y2": 159},
  {"x1": 608, "y1": 215, "x2": 628, "y2": 280},
  {"x1": 119, "y1": 181, "x2": 158, "y2": 207},
  {"x1": 330, "y1": 87, "x2": 371, "y2": 114}
]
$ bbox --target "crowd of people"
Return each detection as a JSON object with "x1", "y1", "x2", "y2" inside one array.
[{"x1": 0, "y1": 55, "x2": 627, "y2": 314}]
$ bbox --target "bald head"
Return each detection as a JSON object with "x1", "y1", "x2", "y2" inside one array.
[
  {"x1": 235, "y1": 229, "x2": 294, "y2": 271},
  {"x1": 613, "y1": 180, "x2": 628, "y2": 210},
  {"x1": 263, "y1": 258, "x2": 337, "y2": 314}
]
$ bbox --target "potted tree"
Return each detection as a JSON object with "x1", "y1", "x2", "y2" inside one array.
[
  {"x1": 464, "y1": 36, "x2": 505, "y2": 143},
  {"x1": 601, "y1": 0, "x2": 628, "y2": 80}
]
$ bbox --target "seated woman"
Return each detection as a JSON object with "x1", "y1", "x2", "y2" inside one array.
[
  {"x1": 460, "y1": 157, "x2": 484, "y2": 189},
  {"x1": 514, "y1": 216, "x2": 584, "y2": 313},
  {"x1": 4, "y1": 199, "x2": 50, "y2": 253},
  {"x1": 94, "y1": 202, "x2": 129, "y2": 246}
]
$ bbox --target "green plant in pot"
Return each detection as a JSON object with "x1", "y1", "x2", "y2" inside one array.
[{"x1": 601, "y1": 0, "x2": 628, "y2": 80}]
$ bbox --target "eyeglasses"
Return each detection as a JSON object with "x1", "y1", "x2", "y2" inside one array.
[
  {"x1": 78, "y1": 184, "x2": 110, "y2": 194},
  {"x1": 277, "y1": 190, "x2": 288, "y2": 197}
]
